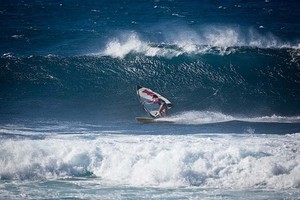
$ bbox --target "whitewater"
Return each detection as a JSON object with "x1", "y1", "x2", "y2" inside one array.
[
  {"x1": 100, "y1": 29, "x2": 299, "y2": 59},
  {"x1": 1, "y1": 128, "x2": 300, "y2": 199}
]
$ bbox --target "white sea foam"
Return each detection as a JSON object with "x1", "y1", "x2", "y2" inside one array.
[
  {"x1": 167, "y1": 111, "x2": 235, "y2": 124},
  {"x1": 0, "y1": 133, "x2": 299, "y2": 189},
  {"x1": 2, "y1": 52, "x2": 16, "y2": 59},
  {"x1": 102, "y1": 33, "x2": 181, "y2": 58},
  {"x1": 168, "y1": 111, "x2": 300, "y2": 124},
  {"x1": 101, "y1": 27, "x2": 299, "y2": 58}
]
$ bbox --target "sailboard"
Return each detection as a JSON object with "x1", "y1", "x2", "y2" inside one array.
[
  {"x1": 136, "y1": 117, "x2": 174, "y2": 124},
  {"x1": 136, "y1": 85, "x2": 173, "y2": 120}
]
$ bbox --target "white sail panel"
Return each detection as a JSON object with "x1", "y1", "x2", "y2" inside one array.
[{"x1": 136, "y1": 85, "x2": 172, "y2": 118}]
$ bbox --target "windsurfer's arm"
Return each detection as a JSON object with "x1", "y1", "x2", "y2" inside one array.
[{"x1": 144, "y1": 99, "x2": 153, "y2": 104}]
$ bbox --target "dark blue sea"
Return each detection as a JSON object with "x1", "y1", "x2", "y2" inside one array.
[{"x1": 1, "y1": 0, "x2": 300, "y2": 199}]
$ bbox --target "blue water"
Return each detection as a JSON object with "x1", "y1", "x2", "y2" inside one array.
[{"x1": 1, "y1": 0, "x2": 300, "y2": 199}]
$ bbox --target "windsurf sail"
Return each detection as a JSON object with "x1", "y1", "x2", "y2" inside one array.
[{"x1": 136, "y1": 85, "x2": 172, "y2": 118}]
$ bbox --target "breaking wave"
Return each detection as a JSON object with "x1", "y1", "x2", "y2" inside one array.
[
  {"x1": 1, "y1": 44, "x2": 300, "y2": 120},
  {"x1": 0, "y1": 134, "x2": 299, "y2": 189},
  {"x1": 100, "y1": 27, "x2": 299, "y2": 58}
]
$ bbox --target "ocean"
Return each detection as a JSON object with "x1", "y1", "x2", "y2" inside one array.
[{"x1": 0, "y1": 0, "x2": 300, "y2": 199}]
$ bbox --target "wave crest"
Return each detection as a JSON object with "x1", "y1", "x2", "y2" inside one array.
[{"x1": 100, "y1": 27, "x2": 299, "y2": 58}]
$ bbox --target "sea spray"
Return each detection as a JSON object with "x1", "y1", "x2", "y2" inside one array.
[{"x1": 101, "y1": 27, "x2": 298, "y2": 58}]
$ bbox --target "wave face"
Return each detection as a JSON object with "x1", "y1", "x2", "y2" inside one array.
[
  {"x1": 1, "y1": 46, "x2": 299, "y2": 121},
  {"x1": 1, "y1": 0, "x2": 300, "y2": 122}
]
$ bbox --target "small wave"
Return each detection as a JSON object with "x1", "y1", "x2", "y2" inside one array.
[
  {"x1": 2, "y1": 52, "x2": 17, "y2": 59},
  {"x1": 241, "y1": 115, "x2": 300, "y2": 123},
  {"x1": 168, "y1": 111, "x2": 300, "y2": 124}
]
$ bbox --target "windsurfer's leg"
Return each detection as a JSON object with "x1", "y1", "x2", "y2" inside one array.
[
  {"x1": 157, "y1": 104, "x2": 164, "y2": 117},
  {"x1": 158, "y1": 103, "x2": 167, "y2": 116},
  {"x1": 163, "y1": 105, "x2": 167, "y2": 116}
]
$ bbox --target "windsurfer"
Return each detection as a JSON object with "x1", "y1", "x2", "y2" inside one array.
[{"x1": 145, "y1": 94, "x2": 167, "y2": 117}]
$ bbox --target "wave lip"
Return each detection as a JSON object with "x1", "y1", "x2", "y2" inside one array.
[
  {"x1": 100, "y1": 28, "x2": 299, "y2": 58},
  {"x1": 101, "y1": 33, "x2": 182, "y2": 59}
]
